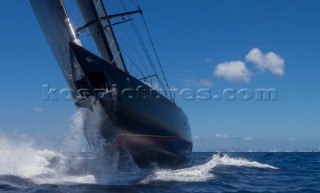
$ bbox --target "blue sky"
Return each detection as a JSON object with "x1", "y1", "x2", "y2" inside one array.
[{"x1": 0, "y1": 0, "x2": 320, "y2": 151}]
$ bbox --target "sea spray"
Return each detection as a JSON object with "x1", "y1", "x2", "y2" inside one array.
[
  {"x1": 0, "y1": 108, "x2": 121, "y2": 185},
  {"x1": 82, "y1": 100, "x2": 114, "y2": 152},
  {"x1": 63, "y1": 108, "x2": 89, "y2": 152},
  {"x1": 139, "y1": 153, "x2": 278, "y2": 184},
  {"x1": 0, "y1": 109, "x2": 279, "y2": 186},
  {"x1": 0, "y1": 133, "x2": 67, "y2": 179}
]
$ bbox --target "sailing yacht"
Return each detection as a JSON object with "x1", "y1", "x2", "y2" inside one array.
[{"x1": 30, "y1": 0, "x2": 192, "y2": 168}]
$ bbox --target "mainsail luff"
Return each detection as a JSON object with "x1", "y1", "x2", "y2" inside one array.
[
  {"x1": 76, "y1": 0, "x2": 127, "y2": 72},
  {"x1": 30, "y1": 0, "x2": 81, "y2": 92}
]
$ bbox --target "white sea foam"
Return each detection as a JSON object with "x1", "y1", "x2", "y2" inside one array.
[
  {"x1": 140, "y1": 154, "x2": 278, "y2": 184},
  {"x1": 0, "y1": 134, "x2": 61, "y2": 178},
  {"x1": 0, "y1": 109, "x2": 138, "y2": 185},
  {"x1": 0, "y1": 109, "x2": 279, "y2": 185},
  {"x1": 0, "y1": 135, "x2": 278, "y2": 185},
  {"x1": 63, "y1": 108, "x2": 88, "y2": 152},
  {"x1": 214, "y1": 154, "x2": 278, "y2": 169},
  {"x1": 0, "y1": 110, "x2": 92, "y2": 184},
  {"x1": 0, "y1": 110, "x2": 96, "y2": 184}
]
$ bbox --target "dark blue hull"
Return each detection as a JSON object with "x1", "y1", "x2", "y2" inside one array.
[{"x1": 70, "y1": 42, "x2": 192, "y2": 168}]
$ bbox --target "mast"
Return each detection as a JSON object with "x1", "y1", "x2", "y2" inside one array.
[{"x1": 76, "y1": 0, "x2": 128, "y2": 72}]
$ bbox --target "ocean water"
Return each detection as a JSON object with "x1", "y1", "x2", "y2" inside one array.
[
  {"x1": 1, "y1": 110, "x2": 319, "y2": 193},
  {"x1": 1, "y1": 142, "x2": 320, "y2": 193}
]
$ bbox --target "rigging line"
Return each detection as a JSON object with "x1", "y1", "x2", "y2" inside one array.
[
  {"x1": 113, "y1": 29, "x2": 146, "y2": 77},
  {"x1": 122, "y1": 21, "x2": 150, "y2": 75},
  {"x1": 116, "y1": 31, "x2": 146, "y2": 76},
  {"x1": 138, "y1": 6, "x2": 173, "y2": 101},
  {"x1": 97, "y1": 17, "x2": 143, "y2": 76},
  {"x1": 114, "y1": 18, "x2": 146, "y2": 72},
  {"x1": 102, "y1": 22, "x2": 146, "y2": 78},
  {"x1": 135, "y1": 0, "x2": 173, "y2": 100},
  {"x1": 129, "y1": 0, "x2": 138, "y2": 8},
  {"x1": 131, "y1": 21, "x2": 168, "y2": 96},
  {"x1": 123, "y1": 23, "x2": 158, "y2": 82},
  {"x1": 120, "y1": 46, "x2": 145, "y2": 77},
  {"x1": 118, "y1": 0, "x2": 158, "y2": 75},
  {"x1": 86, "y1": 31, "x2": 99, "y2": 58},
  {"x1": 100, "y1": 0, "x2": 129, "y2": 72},
  {"x1": 117, "y1": 38, "x2": 145, "y2": 76},
  {"x1": 119, "y1": 0, "x2": 169, "y2": 97}
]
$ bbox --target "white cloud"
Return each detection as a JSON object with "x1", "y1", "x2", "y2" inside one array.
[
  {"x1": 184, "y1": 78, "x2": 214, "y2": 88},
  {"x1": 216, "y1": 133, "x2": 229, "y2": 139},
  {"x1": 244, "y1": 137, "x2": 254, "y2": 141},
  {"x1": 246, "y1": 48, "x2": 285, "y2": 76},
  {"x1": 214, "y1": 61, "x2": 251, "y2": 82},
  {"x1": 33, "y1": 107, "x2": 45, "y2": 113},
  {"x1": 198, "y1": 78, "x2": 214, "y2": 87}
]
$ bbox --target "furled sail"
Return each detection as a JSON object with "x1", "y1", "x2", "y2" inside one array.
[
  {"x1": 30, "y1": 0, "x2": 82, "y2": 91},
  {"x1": 76, "y1": 0, "x2": 127, "y2": 72}
]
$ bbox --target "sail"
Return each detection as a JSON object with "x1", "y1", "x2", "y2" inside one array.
[
  {"x1": 76, "y1": 0, "x2": 127, "y2": 72},
  {"x1": 30, "y1": 0, "x2": 81, "y2": 90}
]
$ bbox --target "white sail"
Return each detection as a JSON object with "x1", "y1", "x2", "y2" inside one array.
[
  {"x1": 76, "y1": 0, "x2": 127, "y2": 72},
  {"x1": 30, "y1": 0, "x2": 81, "y2": 90}
]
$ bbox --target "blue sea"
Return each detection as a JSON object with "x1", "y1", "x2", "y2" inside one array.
[{"x1": 1, "y1": 149, "x2": 320, "y2": 193}]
